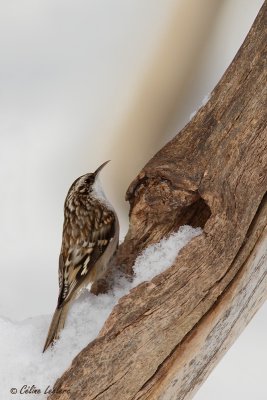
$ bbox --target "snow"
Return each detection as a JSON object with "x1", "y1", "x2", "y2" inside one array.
[
  {"x1": 189, "y1": 93, "x2": 211, "y2": 120},
  {"x1": 133, "y1": 225, "x2": 202, "y2": 285},
  {"x1": 0, "y1": 225, "x2": 201, "y2": 399}
]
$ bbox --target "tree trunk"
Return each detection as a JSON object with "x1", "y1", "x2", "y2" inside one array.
[{"x1": 50, "y1": 3, "x2": 267, "y2": 400}]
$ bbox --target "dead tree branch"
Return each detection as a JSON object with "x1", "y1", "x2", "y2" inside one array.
[{"x1": 50, "y1": 3, "x2": 267, "y2": 399}]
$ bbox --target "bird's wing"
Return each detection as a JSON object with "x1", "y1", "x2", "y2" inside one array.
[
  {"x1": 57, "y1": 206, "x2": 116, "y2": 308},
  {"x1": 58, "y1": 253, "x2": 64, "y2": 290}
]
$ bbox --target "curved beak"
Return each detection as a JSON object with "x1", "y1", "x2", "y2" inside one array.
[{"x1": 93, "y1": 160, "x2": 110, "y2": 176}]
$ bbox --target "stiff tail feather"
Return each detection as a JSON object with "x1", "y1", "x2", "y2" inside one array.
[{"x1": 43, "y1": 303, "x2": 70, "y2": 352}]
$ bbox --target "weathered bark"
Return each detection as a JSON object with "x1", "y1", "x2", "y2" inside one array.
[{"x1": 50, "y1": 3, "x2": 267, "y2": 400}]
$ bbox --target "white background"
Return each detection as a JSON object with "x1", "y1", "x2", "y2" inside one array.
[{"x1": 0, "y1": 1, "x2": 266, "y2": 398}]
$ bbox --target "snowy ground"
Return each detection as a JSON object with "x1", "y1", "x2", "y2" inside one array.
[{"x1": 0, "y1": 225, "x2": 201, "y2": 400}]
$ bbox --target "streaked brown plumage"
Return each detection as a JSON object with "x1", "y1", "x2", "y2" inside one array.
[{"x1": 43, "y1": 161, "x2": 119, "y2": 352}]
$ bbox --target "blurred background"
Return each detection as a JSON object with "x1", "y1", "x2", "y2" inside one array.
[{"x1": 0, "y1": 0, "x2": 265, "y2": 398}]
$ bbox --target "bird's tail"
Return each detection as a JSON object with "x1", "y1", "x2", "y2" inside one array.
[{"x1": 43, "y1": 303, "x2": 70, "y2": 352}]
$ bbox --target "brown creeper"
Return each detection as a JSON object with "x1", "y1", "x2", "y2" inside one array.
[{"x1": 43, "y1": 161, "x2": 119, "y2": 352}]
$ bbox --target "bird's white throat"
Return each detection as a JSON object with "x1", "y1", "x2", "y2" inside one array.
[{"x1": 91, "y1": 176, "x2": 113, "y2": 209}]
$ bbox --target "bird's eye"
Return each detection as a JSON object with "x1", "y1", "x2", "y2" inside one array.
[{"x1": 85, "y1": 175, "x2": 94, "y2": 185}]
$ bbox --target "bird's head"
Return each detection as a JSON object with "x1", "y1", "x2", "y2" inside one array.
[{"x1": 68, "y1": 160, "x2": 110, "y2": 196}]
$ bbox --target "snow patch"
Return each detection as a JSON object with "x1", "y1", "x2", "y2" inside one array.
[
  {"x1": 189, "y1": 93, "x2": 211, "y2": 120},
  {"x1": 133, "y1": 225, "x2": 202, "y2": 285},
  {"x1": 0, "y1": 225, "x2": 201, "y2": 399}
]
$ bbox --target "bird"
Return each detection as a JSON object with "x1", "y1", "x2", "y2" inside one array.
[{"x1": 43, "y1": 160, "x2": 119, "y2": 352}]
